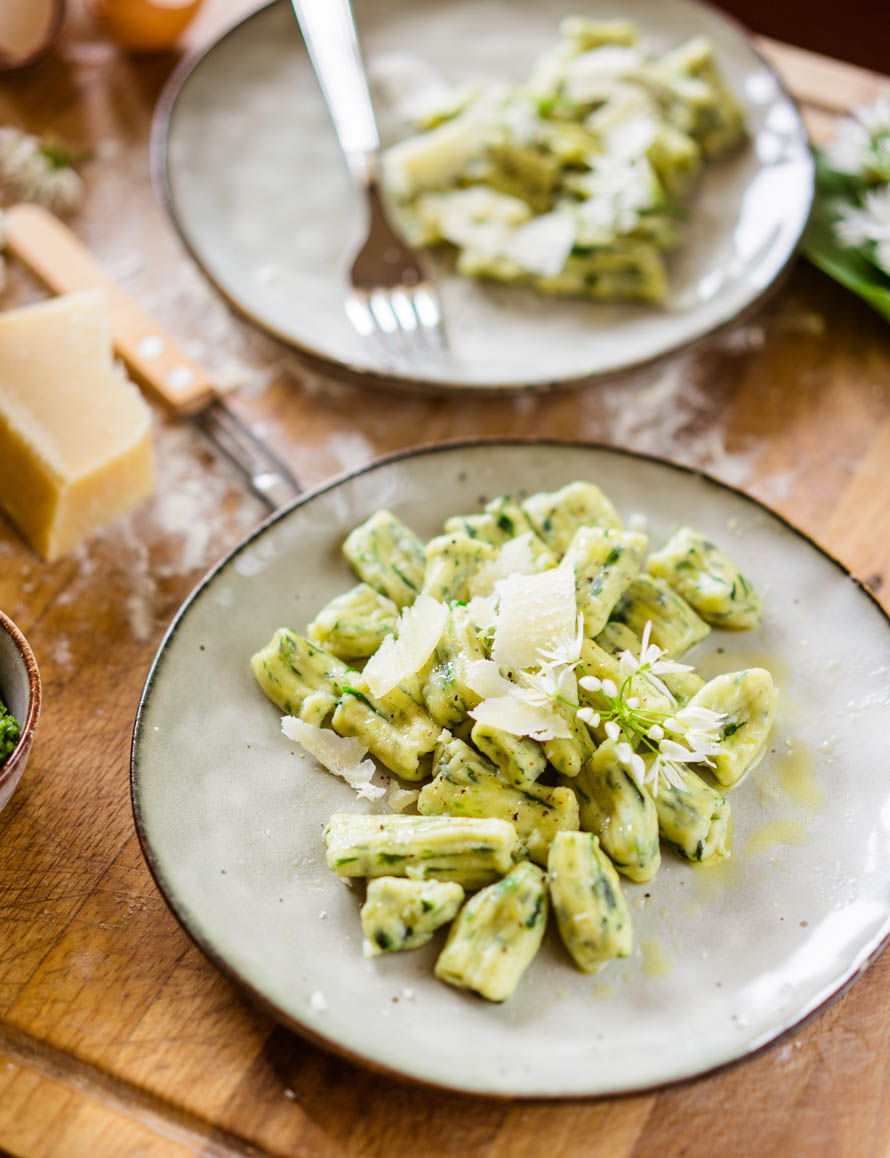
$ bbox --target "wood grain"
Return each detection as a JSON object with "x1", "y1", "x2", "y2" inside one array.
[{"x1": 0, "y1": 3, "x2": 889, "y2": 1155}]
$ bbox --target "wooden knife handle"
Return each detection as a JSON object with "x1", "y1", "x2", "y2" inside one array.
[{"x1": 4, "y1": 203, "x2": 215, "y2": 414}]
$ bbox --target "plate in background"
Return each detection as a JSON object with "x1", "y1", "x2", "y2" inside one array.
[
  {"x1": 154, "y1": 0, "x2": 813, "y2": 392},
  {"x1": 132, "y1": 441, "x2": 890, "y2": 1097}
]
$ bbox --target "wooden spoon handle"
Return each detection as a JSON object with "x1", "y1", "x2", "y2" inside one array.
[{"x1": 4, "y1": 203, "x2": 215, "y2": 414}]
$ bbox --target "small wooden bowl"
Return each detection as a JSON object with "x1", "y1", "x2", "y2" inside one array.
[{"x1": 0, "y1": 610, "x2": 41, "y2": 815}]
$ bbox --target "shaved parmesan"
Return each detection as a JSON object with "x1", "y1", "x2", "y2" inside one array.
[
  {"x1": 470, "y1": 695, "x2": 572, "y2": 742},
  {"x1": 468, "y1": 532, "x2": 544, "y2": 598},
  {"x1": 387, "y1": 784, "x2": 421, "y2": 813},
  {"x1": 465, "y1": 593, "x2": 499, "y2": 631},
  {"x1": 492, "y1": 564, "x2": 577, "y2": 671},
  {"x1": 504, "y1": 210, "x2": 577, "y2": 278},
  {"x1": 466, "y1": 658, "x2": 516, "y2": 700},
  {"x1": 363, "y1": 593, "x2": 449, "y2": 699},
  {"x1": 281, "y1": 717, "x2": 385, "y2": 800}
]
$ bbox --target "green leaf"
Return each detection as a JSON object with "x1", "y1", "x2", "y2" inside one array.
[{"x1": 802, "y1": 147, "x2": 890, "y2": 325}]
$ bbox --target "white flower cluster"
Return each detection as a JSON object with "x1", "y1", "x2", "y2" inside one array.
[
  {"x1": 578, "y1": 621, "x2": 724, "y2": 795},
  {"x1": 827, "y1": 96, "x2": 890, "y2": 278},
  {"x1": 835, "y1": 186, "x2": 890, "y2": 277},
  {"x1": 0, "y1": 127, "x2": 83, "y2": 216},
  {"x1": 472, "y1": 615, "x2": 725, "y2": 796},
  {"x1": 826, "y1": 95, "x2": 890, "y2": 183}
]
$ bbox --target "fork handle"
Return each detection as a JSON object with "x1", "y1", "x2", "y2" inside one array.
[{"x1": 290, "y1": 0, "x2": 380, "y2": 182}]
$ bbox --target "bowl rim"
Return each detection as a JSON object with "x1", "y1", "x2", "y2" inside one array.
[{"x1": 0, "y1": 609, "x2": 41, "y2": 785}]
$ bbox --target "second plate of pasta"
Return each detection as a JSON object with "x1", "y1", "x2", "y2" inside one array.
[{"x1": 132, "y1": 442, "x2": 890, "y2": 1097}]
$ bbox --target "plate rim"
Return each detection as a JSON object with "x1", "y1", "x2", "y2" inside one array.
[
  {"x1": 130, "y1": 436, "x2": 890, "y2": 1099},
  {"x1": 150, "y1": 0, "x2": 816, "y2": 397}
]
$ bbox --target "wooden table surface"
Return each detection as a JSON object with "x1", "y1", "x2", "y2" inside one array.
[{"x1": 1, "y1": 3, "x2": 889, "y2": 1155}]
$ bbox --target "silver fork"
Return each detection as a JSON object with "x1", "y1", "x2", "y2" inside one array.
[{"x1": 290, "y1": 0, "x2": 448, "y2": 366}]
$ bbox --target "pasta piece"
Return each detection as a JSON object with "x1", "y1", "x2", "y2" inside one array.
[
  {"x1": 361, "y1": 877, "x2": 465, "y2": 956},
  {"x1": 419, "y1": 735, "x2": 580, "y2": 865},
  {"x1": 435, "y1": 862, "x2": 548, "y2": 1001},
  {"x1": 542, "y1": 700, "x2": 597, "y2": 778},
  {"x1": 596, "y1": 621, "x2": 704, "y2": 704},
  {"x1": 443, "y1": 494, "x2": 540, "y2": 549},
  {"x1": 651, "y1": 762, "x2": 730, "y2": 862},
  {"x1": 548, "y1": 831, "x2": 633, "y2": 972},
  {"x1": 251, "y1": 629, "x2": 349, "y2": 725},
  {"x1": 342, "y1": 509, "x2": 426, "y2": 607},
  {"x1": 533, "y1": 243, "x2": 668, "y2": 304},
  {"x1": 307, "y1": 583, "x2": 399, "y2": 660},
  {"x1": 331, "y1": 678, "x2": 443, "y2": 781},
  {"x1": 484, "y1": 495, "x2": 540, "y2": 541},
  {"x1": 421, "y1": 604, "x2": 486, "y2": 729},
  {"x1": 648, "y1": 122, "x2": 702, "y2": 200},
  {"x1": 565, "y1": 740, "x2": 660, "y2": 882},
  {"x1": 522, "y1": 481, "x2": 623, "y2": 555},
  {"x1": 559, "y1": 15, "x2": 637, "y2": 50},
  {"x1": 325, "y1": 814, "x2": 519, "y2": 889},
  {"x1": 442, "y1": 512, "x2": 505, "y2": 545},
  {"x1": 612, "y1": 573, "x2": 710, "y2": 657},
  {"x1": 421, "y1": 532, "x2": 496, "y2": 603},
  {"x1": 564, "y1": 527, "x2": 648, "y2": 637},
  {"x1": 647, "y1": 527, "x2": 761, "y2": 629},
  {"x1": 688, "y1": 668, "x2": 777, "y2": 787},
  {"x1": 655, "y1": 37, "x2": 746, "y2": 158},
  {"x1": 470, "y1": 719, "x2": 548, "y2": 788}
]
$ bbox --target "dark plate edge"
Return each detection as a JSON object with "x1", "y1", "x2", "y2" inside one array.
[
  {"x1": 130, "y1": 436, "x2": 890, "y2": 1101},
  {"x1": 149, "y1": 0, "x2": 815, "y2": 399}
]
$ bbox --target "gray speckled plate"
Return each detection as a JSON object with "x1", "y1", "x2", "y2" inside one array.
[
  {"x1": 132, "y1": 441, "x2": 890, "y2": 1098},
  {"x1": 154, "y1": 0, "x2": 813, "y2": 392}
]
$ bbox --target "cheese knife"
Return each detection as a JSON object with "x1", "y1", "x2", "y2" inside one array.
[{"x1": 4, "y1": 203, "x2": 301, "y2": 510}]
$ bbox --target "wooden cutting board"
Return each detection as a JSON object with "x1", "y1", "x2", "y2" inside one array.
[{"x1": 0, "y1": 3, "x2": 889, "y2": 1155}]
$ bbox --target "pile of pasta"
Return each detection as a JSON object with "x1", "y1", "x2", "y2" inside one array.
[
  {"x1": 252, "y1": 481, "x2": 777, "y2": 1002},
  {"x1": 382, "y1": 17, "x2": 747, "y2": 303}
]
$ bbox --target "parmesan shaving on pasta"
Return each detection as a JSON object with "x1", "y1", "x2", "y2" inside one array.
[
  {"x1": 469, "y1": 695, "x2": 572, "y2": 742},
  {"x1": 465, "y1": 658, "x2": 516, "y2": 700},
  {"x1": 468, "y1": 532, "x2": 541, "y2": 598},
  {"x1": 363, "y1": 593, "x2": 449, "y2": 699},
  {"x1": 281, "y1": 717, "x2": 385, "y2": 800},
  {"x1": 464, "y1": 593, "x2": 499, "y2": 631},
  {"x1": 492, "y1": 563, "x2": 577, "y2": 671}
]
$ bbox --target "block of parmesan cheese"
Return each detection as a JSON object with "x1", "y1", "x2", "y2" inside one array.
[{"x1": 0, "y1": 292, "x2": 155, "y2": 560}]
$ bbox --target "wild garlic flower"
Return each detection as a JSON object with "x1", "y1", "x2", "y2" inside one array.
[
  {"x1": 537, "y1": 612, "x2": 584, "y2": 670},
  {"x1": 576, "y1": 619, "x2": 725, "y2": 795},
  {"x1": 0, "y1": 128, "x2": 84, "y2": 215},
  {"x1": 825, "y1": 95, "x2": 890, "y2": 183},
  {"x1": 520, "y1": 660, "x2": 578, "y2": 709},
  {"x1": 835, "y1": 185, "x2": 890, "y2": 276}
]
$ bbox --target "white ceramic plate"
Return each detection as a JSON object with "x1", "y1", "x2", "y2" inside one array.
[
  {"x1": 154, "y1": 0, "x2": 813, "y2": 392},
  {"x1": 132, "y1": 441, "x2": 890, "y2": 1098}
]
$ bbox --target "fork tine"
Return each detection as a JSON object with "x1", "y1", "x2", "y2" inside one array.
[
  {"x1": 388, "y1": 288, "x2": 419, "y2": 335},
  {"x1": 367, "y1": 290, "x2": 401, "y2": 337},
  {"x1": 411, "y1": 285, "x2": 448, "y2": 352},
  {"x1": 344, "y1": 294, "x2": 376, "y2": 338}
]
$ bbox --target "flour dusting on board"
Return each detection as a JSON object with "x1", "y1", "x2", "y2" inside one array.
[{"x1": 595, "y1": 352, "x2": 757, "y2": 486}]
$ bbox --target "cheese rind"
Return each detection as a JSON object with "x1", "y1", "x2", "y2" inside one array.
[{"x1": 0, "y1": 292, "x2": 154, "y2": 560}]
